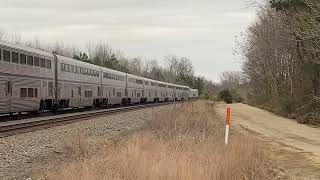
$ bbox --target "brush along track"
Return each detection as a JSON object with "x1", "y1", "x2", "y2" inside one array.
[{"x1": 0, "y1": 103, "x2": 173, "y2": 138}]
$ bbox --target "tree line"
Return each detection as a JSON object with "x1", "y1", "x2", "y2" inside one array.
[
  {"x1": 0, "y1": 31, "x2": 211, "y2": 94},
  {"x1": 238, "y1": 0, "x2": 320, "y2": 124}
]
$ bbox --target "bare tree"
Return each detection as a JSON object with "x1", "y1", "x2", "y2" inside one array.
[{"x1": 0, "y1": 29, "x2": 5, "y2": 41}]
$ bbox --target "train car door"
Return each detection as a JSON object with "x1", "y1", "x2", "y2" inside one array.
[
  {"x1": 0, "y1": 80, "x2": 11, "y2": 113},
  {"x1": 78, "y1": 86, "x2": 82, "y2": 106}
]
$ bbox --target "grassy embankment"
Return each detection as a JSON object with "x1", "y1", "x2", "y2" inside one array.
[{"x1": 46, "y1": 101, "x2": 274, "y2": 180}]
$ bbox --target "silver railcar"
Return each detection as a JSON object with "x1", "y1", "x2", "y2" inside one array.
[
  {"x1": 0, "y1": 41, "x2": 198, "y2": 114},
  {"x1": 101, "y1": 67, "x2": 126, "y2": 105},
  {"x1": 0, "y1": 41, "x2": 54, "y2": 113}
]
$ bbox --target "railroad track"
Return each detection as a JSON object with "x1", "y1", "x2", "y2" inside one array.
[{"x1": 0, "y1": 102, "x2": 174, "y2": 138}]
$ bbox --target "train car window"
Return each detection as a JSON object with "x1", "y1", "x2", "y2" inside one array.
[
  {"x1": 117, "y1": 92, "x2": 121, "y2": 97},
  {"x1": 27, "y1": 56, "x2": 33, "y2": 66},
  {"x1": 40, "y1": 58, "x2": 45, "y2": 68},
  {"x1": 66, "y1": 64, "x2": 70, "y2": 72},
  {"x1": 20, "y1": 88, "x2": 27, "y2": 98},
  {"x1": 34, "y1": 57, "x2": 40, "y2": 67},
  {"x1": 60, "y1": 63, "x2": 64, "y2": 71},
  {"x1": 98, "y1": 87, "x2": 101, "y2": 96},
  {"x1": 48, "y1": 82, "x2": 53, "y2": 97},
  {"x1": 12, "y1": 52, "x2": 19, "y2": 63},
  {"x1": 0, "y1": 49, "x2": 2, "y2": 60},
  {"x1": 34, "y1": 88, "x2": 38, "y2": 97},
  {"x1": 45, "y1": 59, "x2": 51, "y2": 69},
  {"x1": 28, "y1": 88, "x2": 34, "y2": 97},
  {"x1": 3, "y1": 50, "x2": 10, "y2": 62},
  {"x1": 113, "y1": 89, "x2": 115, "y2": 96},
  {"x1": 70, "y1": 65, "x2": 74, "y2": 73},
  {"x1": 20, "y1": 54, "x2": 27, "y2": 64}
]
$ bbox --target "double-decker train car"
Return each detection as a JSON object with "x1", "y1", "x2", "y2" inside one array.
[
  {"x1": 127, "y1": 73, "x2": 144, "y2": 104},
  {"x1": 141, "y1": 77, "x2": 157, "y2": 103},
  {"x1": 101, "y1": 67, "x2": 126, "y2": 105},
  {"x1": 167, "y1": 83, "x2": 176, "y2": 102},
  {"x1": 0, "y1": 41, "x2": 198, "y2": 115},
  {"x1": 156, "y1": 81, "x2": 167, "y2": 102},
  {"x1": 58, "y1": 55, "x2": 102, "y2": 110},
  {"x1": 0, "y1": 41, "x2": 54, "y2": 114}
]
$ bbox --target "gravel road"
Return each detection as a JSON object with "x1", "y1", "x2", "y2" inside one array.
[
  {"x1": 215, "y1": 103, "x2": 320, "y2": 180},
  {"x1": 0, "y1": 106, "x2": 164, "y2": 180}
]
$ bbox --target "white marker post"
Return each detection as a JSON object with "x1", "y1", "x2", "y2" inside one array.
[{"x1": 225, "y1": 107, "x2": 231, "y2": 145}]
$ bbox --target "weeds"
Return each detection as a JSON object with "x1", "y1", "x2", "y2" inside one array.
[{"x1": 46, "y1": 101, "x2": 273, "y2": 180}]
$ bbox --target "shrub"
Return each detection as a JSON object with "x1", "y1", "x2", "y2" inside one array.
[{"x1": 219, "y1": 90, "x2": 233, "y2": 103}]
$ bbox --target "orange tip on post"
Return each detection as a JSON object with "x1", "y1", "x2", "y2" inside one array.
[
  {"x1": 225, "y1": 107, "x2": 231, "y2": 145},
  {"x1": 226, "y1": 107, "x2": 231, "y2": 125}
]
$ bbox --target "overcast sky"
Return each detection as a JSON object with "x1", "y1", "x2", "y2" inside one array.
[{"x1": 0, "y1": 0, "x2": 260, "y2": 82}]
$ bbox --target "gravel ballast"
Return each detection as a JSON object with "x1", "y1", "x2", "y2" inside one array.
[{"x1": 0, "y1": 106, "x2": 167, "y2": 180}]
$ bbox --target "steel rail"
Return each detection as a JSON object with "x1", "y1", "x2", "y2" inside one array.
[{"x1": 0, "y1": 102, "x2": 173, "y2": 138}]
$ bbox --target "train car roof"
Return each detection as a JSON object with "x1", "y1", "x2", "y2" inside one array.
[
  {"x1": 101, "y1": 66, "x2": 126, "y2": 76},
  {"x1": 127, "y1": 73, "x2": 145, "y2": 80},
  {"x1": 0, "y1": 41, "x2": 53, "y2": 58},
  {"x1": 57, "y1": 55, "x2": 101, "y2": 69},
  {"x1": 139, "y1": 76, "x2": 157, "y2": 83}
]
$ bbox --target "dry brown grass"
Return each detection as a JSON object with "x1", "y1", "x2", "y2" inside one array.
[{"x1": 46, "y1": 101, "x2": 274, "y2": 180}]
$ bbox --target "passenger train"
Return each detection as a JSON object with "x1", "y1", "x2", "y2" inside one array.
[{"x1": 0, "y1": 41, "x2": 198, "y2": 114}]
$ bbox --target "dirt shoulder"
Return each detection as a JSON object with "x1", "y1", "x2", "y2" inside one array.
[{"x1": 215, "y1": 103, "x2": 320, "y2": 180}]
